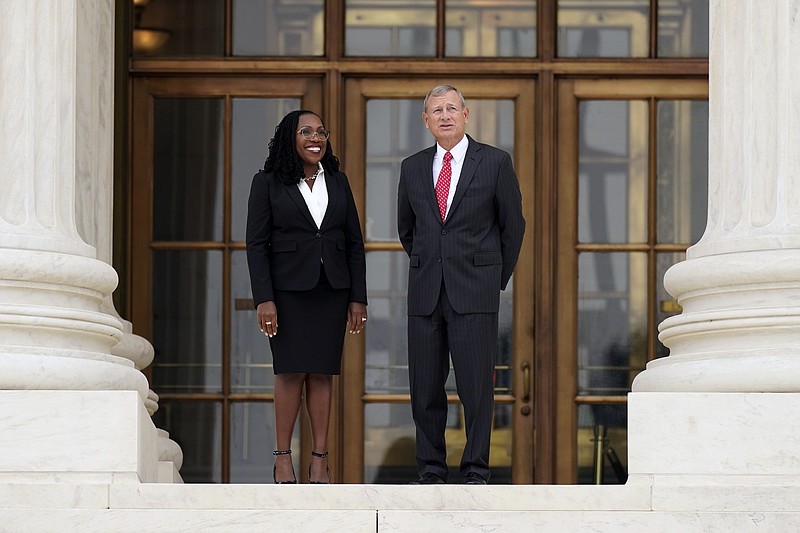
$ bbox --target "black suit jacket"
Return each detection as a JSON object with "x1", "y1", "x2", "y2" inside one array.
[
  {"x1": 397, "y1": 136, "x2": 525, "y2": 315},
  {"x1": 246, "y1": 170, "x2": 367, "y2": 307}
]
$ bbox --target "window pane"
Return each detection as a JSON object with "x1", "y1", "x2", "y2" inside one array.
[
  {"x1": 345, "y1": 1, "x2": 436, "y2": 56},
  {"x1": 232, "y1": 98, "x2": 301, "y2": 242},
  {"x1": 132, "y1": 0, "x2": 224, "y2": 57},
  {"x1": 656, "y1": 100, "x2": 709, "y2": 245},
  {"x1": 152, "y1": 250, "x2": 223, "y2": 393},
  {"x1": 365, "y1": 403, "x2": 416, "y2": 483},
  {"x1": 230, "y1": 402, "x2": 300, "y2": 483},
  {"x1": 496, "y1": 276, "x2": 514, "y2": 395},
  {"x1": 446, "y1": 26, "x2": 464, "y2": 56},
  {"x1": 445, "y1": 1, "x2": 537, "y2": 58},
  {"x1": 578, "y1": 100, "x2": 648, "y2": 244},
  {"x1": 231, "y1": 250, "x2": 275, "y2": 394},
  {"x1": 658, "y1": 0, "x2": 709, "y2": 58},
  {"x1": 489, "y1": 403, "x2": 513, "y2": 484},
  {"x1": 558, "y1": 1, "x2": 649, "y2": 58},
  {"x1": 365, "y1": 99, "x2": 429, "y2": 242},
  {"x1": 577, "y1": 252, "x2": 647, "y2": 396},
  {"x1": 486, "y1": 99, "x2": 516, "y2": 155},
  {"x1": 233, "y1": 0, "x2": 324, "y2": 56},
  {"x1": 153, "y1": 401, "x2": 222, "y2": 483},
  {"x1": 577, "y1": 404, "x2": 627, "y2": 484},
  {"x1": 365, "y1": 252, "x2": 409, "y2": 395},
  {"x1": 153, "y1": 98, "x2": 223, "y2": 242}
]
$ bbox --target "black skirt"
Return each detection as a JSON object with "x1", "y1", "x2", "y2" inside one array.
[{"x1": 269, "y1": 263, "x2": 349, "y2": 375}]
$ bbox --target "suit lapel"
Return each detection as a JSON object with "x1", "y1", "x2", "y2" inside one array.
[
  {"x1": 419, "y1": 146, "x2": 440, "y2": 221},
  {"x1": 285, "y1": 180, "x2": 318, "y2": 228},
  {"x1": 320, "y1": 171, "x2": 339, "y2": 229},
  {"x1": 448, "y1": 136, "x2": 481, "y2": 219}
]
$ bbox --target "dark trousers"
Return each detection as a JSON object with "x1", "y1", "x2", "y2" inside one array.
[{"x1": 408, "y1": 282, "x2": 497, "y2": 481}]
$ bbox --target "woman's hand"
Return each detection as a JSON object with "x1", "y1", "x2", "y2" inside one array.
[
  {"x1": 347, "y1": 302, "x2": 367, "y2": 334},
  {"x1": 257, "y1": 301, "x2": 278, "y2": 337}
]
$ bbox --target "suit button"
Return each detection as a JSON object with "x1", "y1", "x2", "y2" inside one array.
[
  {"x1": 437, "y1": 257, "x2": 442, "y2": 263},
  {"x1": 315, "y1": 232, "x2": 321, "y2": 238},
  {"x1": 441, "y1": 229, "x2": 447, "y2": 235}
]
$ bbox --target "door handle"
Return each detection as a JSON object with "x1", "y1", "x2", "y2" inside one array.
[{"x1": 521, "y1": 361, "x2": 531, "y2": 403}]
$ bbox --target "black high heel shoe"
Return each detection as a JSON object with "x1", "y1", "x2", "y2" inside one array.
[
  {"x1": 273, "y1": 450, "x2": 297, "y2": 484},
  {"x1": 308, "y1": 450, "x2": 330, "y2": 484}
]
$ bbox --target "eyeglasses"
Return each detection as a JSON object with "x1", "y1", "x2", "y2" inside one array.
[{"x1": 297, "y1": 128, "x2": 330, "y2": 141}]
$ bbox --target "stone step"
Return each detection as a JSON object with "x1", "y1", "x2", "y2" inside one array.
[{"x1": 2, "y1": 480, "x2": 800, "y2": 532}]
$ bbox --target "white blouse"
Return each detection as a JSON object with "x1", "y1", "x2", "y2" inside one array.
[{"x1": 297, "y1": 163, "x2": 328, "y2": 229}]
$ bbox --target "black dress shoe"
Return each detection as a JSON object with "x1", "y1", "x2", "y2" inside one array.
[
  {"x1": 463, "y1": 472, "x2": 488, "y2": 485},
  {"x1": 409, "y1": 472, "x2": 446, "y2": 485}
]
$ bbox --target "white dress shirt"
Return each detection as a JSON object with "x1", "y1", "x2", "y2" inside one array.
[{"x1": 432, "y1": 135, "x2": 469, "y2": 220}]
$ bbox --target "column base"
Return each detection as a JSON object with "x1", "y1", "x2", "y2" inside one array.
[
  {"x1": 638, "y1": 248, "x2": 800, "y2": 391},
  {"x1": 0, "y1": 390, "x2": 159, "y2": 483},
  {"x1": 629, "y1": 392, "x2": 800, "y2": 478}
]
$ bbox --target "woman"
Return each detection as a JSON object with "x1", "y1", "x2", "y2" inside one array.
[{"x1": 246, "y1": 110, "x2": 367, "y2": 484}]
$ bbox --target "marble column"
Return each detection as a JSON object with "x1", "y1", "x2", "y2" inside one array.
[
  {"x1": 633, "y1": 0, "x2": 800, "y2": 393},
  {"x1": 0, "y1": 0, "x2": 159, "y2": 483},
  {"x1": 69, "y1": 0, "x2": 183, "y2": 481},
  {"x1": 628, "y1": 0, "x2": 800, "y2": 483}
]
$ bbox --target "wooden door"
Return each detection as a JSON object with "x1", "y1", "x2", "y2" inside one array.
[
  {"x1": 554, "y1": 78, "x2": 708, "y2": 483},
  {"x1": 130, "y1": 76, "x2": 326, "y2": 482}
]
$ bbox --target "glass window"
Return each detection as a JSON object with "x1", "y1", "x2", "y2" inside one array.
[
  {"x1": 364, "y1": 251, "x2": 410, "y2": 396},
  {"x1": 577, "y1": 252, "x2": 647, "y2": 396},
  {"x1": 151, "y1": 250, "x2": 223, "y2": 393},
  {"x1": 132, "y1": 0, "x2": 224, "y2": 57},
  {"x1": 345, "y1": 0, "x2": 436, "y2": 56},
  {"x1": 496, "y1": 276, "x2": 514, "y2": 395},
  {"x1": 232, "y1": 0, "x2": 324, "y2": 56},
  {"x1": 364, "y1": 403, "x2": 416, "y2": 483},
  {"x1": 658, "y1": 0, "x2": 709, "y2": 58},
  {"x1": 558, "y1": 1, "x2": 649, "y2": 58},
  {"x1": 445, "y1": 1, "x2": 537, "y2": 58},
  {"x1": 229, "y1": 402, "x2": 300, "y2": 483},
  {"x1": 656, "y1": 100, "x2": 709, "y2": 244},
  {"x1": 571, "y1": 90, "x2": 707, "y2": 483},
  {"x1": 153, "y1": 98, "x2": 224, "y2": 242},
  {"x1": 488, "y1": 403, "x2": 513, "y2": 483},
  {"x1": 578, "y1": 100, "x2": 648, "y2": 244},
  {"x1": 364, "y1": 100, "x2": 429, "y2": 242},
  {"x1": 576, "y1": 404, "x2": 627, "y2": 484},
  {"x1": 153, "y1": 401, "x2": 223, "y2": 483},
  {"x1": 231, "y1": 250, "x2": 275, "y2": 394},
  {"x1": 231, "y1": 98, "x2": 301, "y2": 242}
]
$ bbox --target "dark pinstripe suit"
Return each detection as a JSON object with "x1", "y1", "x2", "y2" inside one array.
[{"x1": 397, "y1": 135, "x2": 525, "y2": 481}]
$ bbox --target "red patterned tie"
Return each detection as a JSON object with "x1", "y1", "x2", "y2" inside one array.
[{"x1": 435, "y1": 151, "x2": 452, "y2": 221}]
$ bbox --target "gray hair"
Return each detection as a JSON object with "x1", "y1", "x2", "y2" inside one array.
[{"x1": 423, "y1": 84, "x2": 467, "y2": 113}]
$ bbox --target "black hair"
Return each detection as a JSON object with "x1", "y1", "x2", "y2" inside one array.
[{"x1": 263, "y1": 109, "x2": 340, "y2": 185}]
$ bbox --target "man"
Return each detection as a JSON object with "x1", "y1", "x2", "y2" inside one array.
[{"x1": 397, "y1": 84, "x2": 525, "y2": 485}]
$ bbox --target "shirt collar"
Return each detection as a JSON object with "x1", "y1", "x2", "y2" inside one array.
[{"x1": 437, "y1": 135, "x2": 469, "y2": 164}]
